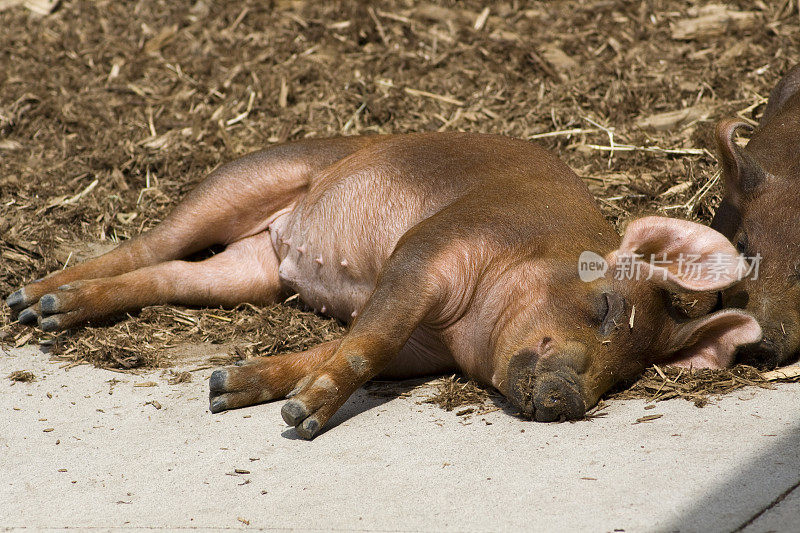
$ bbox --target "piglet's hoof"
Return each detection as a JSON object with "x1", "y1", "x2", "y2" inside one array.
[
  {"x1": 208, "y1": 370, "x2": 230, "y2": 413},
  {"x1": 6, "y1": 289, "x2": 27, "y2": 311},
  {"x1": 17, "y1": 306, "x2": 40, "y2": 325},
  {"x1": 208, "y1": 362, "x2": 282, "y2": 415}
]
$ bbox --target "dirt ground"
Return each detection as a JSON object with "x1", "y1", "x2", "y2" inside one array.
[{"x1": 1, "y1": 1, "x2": 799, "y2": 403}]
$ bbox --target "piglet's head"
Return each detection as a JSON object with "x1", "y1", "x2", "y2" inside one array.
[
  {"x1": 503, "y1": 216, "x2": 760, "y2": 422},
  {"x1": 711, "y1": 63, "x2": 800, "y2": 368}
]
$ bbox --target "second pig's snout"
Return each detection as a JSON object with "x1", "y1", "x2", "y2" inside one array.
[{"x1": 734, "y1": 336, "x2": 782, "y2": 369}]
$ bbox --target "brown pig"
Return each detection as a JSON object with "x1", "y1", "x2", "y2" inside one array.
[
  {"x1": 6, "y1": 132, "x2": 761, "y2": 438},
  {"x1": 712, "y1": 63, "x2": 800, "y2": 368}
]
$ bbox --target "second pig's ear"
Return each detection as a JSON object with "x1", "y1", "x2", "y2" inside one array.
[
  {"x1": 715, "y1": 118, "x2": 766, "y2": 198},
  {"x1": 761, "y1": 63, "x2": 800, "y2": 125},
  {"x1": 658, "y1": 309, "x2": 762, "y2": 369},
  {"x1": 608, "y1": 216, "x2": 747, "y2": 293}
]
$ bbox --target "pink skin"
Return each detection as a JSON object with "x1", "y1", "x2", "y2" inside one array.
[{"x1": 6, "y1": 132, "x2": 761, "y2": 439}]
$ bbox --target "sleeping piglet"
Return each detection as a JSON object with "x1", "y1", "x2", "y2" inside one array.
[
  {"x1": 6, "y1": 132, "x2": 761, "y2": 438},
  {"x1": 712, "y1": 63, "x2": 800, "y2": 369}
]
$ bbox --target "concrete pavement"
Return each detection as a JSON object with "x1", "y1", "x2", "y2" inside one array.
[{"x1": 1, "y1": 344, "x2": 798, "y2": 532}]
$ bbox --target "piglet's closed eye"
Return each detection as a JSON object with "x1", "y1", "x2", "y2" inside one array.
[
  {"x1": 607, "y1": 216, "x2": 748, "y2": 293},
  {"x1": 599, "y1": 292, "x2": 626, "y2": 336}
]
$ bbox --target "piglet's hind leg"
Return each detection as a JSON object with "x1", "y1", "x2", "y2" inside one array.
[
  {"x1": 31, "y1": 232, "x2": 284, "y2": 331},
  {"x1": 8, "y1": 136, "x2": 377, "y2": 318}
]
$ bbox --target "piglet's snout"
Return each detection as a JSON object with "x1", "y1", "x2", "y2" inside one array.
[
  {"x1": 507, "y1": 342, "x2": 589, "y2": 422},
  {"x1": 530, "y1": 371, "x2": 586, "y2": 422}
]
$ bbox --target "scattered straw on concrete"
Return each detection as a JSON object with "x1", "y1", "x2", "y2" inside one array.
[
  {"x1": 610, "y1": 364, "x2": 800, "y2": 407},
  {"x1": 7, "y1": 370, "x2": 36, "y2": 382},
  {"x1": 424, "y1": 375, "x2": 493, "y2": 412}
]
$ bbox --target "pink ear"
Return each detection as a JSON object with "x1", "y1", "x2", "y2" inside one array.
[
  {"x1": 661, "y1": 310, "x2": 762, "y2": 369},
  {"x1": 608, "y1": 216, "x2": 748, "y2": 292}
]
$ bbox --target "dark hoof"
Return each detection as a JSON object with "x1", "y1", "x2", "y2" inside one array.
[
  {"x1": 209, "y1": 370, "x2": 228, "y2": 392},
  {"x1": 39, "y1": 316, "x2": 61, "y2": 332},
  {"x1": 18, "y1": 308, "x2": 39, "y2": 325},
  {"x1": 532, "y1": 372, "x2": 586, "y2": 422},
  {"x1": 296, "y1": 418, "x2": 320, "y2": 440},
  {"x1": 6, "y1": 289, "x2": 26, "y2": 310},
  {"x1": 281, "y1": 399, "x2": 309, "y2": 426},
  {"x1": 39, "y1": 294, "x2": 59, "y2": 314},
  {"x1": 209, "y1": 395, "x2": 227, "y2": 413}
]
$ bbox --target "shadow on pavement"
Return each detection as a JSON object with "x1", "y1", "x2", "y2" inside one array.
[
  {"x1": 662, "y1": 420, "x2": 800, "y2": 533},
  {"x1": 280, "y1": 378, "x2": 432, "y2": 440}
]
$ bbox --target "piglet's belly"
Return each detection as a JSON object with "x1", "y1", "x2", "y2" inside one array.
[
  {"x1": 268, "y1": 212, "x2": 374, "y2": 324},
  {"x1": 268, "y1": 210, "x2": 458, "y2": 376}
]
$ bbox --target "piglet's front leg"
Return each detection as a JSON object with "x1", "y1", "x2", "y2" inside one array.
[
  {"x1": 280, "y1": 297, "x2": 434, "y2": 438},
  {"x1": 210, "y1": 297, "x2": 440, "y2": 439},
  {"x1": 280, "y1": 248, "x2": 449, "y2": 439},
  {"x1": 213, "y1": 323, "x2": 426, "y2": 439},
  {"x1": 210, "y1": 338, "x2": 375, "y2": 439},
  {"x1": 209, "y1": 217, "x2": 461, "y2": 439}
]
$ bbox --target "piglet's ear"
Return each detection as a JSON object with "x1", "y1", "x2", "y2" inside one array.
[
  {"x1": 660, "y1": 309, "x2": 762, "y2": 369},
  {"x1": 608, "y1": 216, "x2": 748, "y2": 292}
]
